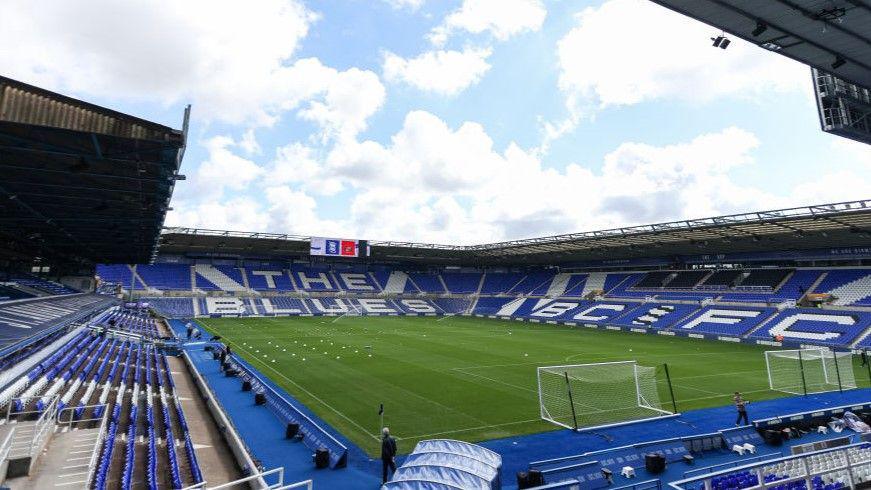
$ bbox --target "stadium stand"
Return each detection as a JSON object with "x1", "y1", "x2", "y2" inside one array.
[
  {"x1": 146, "y1": 297, "x2": 196, "y2": 319},
  {"x1": 442, "y1": 272, "x2": 482, "y2": 294},
  {"x1": 812, "y1": 269, "x2": 871, "y2": 306},
  {"x1": 698, "y1": 270, "x2": 743, "y2": 289},
  {"x1": 109, "y1": 261, "x2": 871, "y2": 350},
  {"x1": 480, "y1": 272, "x2": 525, "y2": 295},
  {"x1": 136, "y1": 263, "x2": 192, "y2": 291},
  {"x1": 407, "y1": 273, "x2": 445, "y2": 294},
  {"x1": 674, "y1": 306, "x2": 778, "y2": 337},
  {"x1": 750, "y1": 308, "x2": 871, "y2": 345}
]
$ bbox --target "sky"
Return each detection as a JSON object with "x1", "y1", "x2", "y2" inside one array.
[{"x1": 3, "y1": 0, "x2": 870, "y2": 245}]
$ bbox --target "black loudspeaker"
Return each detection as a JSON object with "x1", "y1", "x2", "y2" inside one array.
[
  {"x1": 254, "y1": 392, "x2": 266, "y2": 405},
  {"x1": 527, "y1": 469, "x2": 544, "y2": 487},
  {"x1": 763, "y1": 429, "x2": 783, "y2": 446},
  {"x1": 516, "y1": 472, "x2": 531, "y2": 489},
  {"x1": 314, "y1": 448, "x2": 329, "y2": 468},
  {"x1": 224, "y1": 368, "x2": 238, "y2": 377},
  {"x1": 645, "y1": 453, "x2": 665, "y2": 474},
  {"x1": 241, "y1": 381, "x2": 252, "y2": 391},
  {"x1": 286, "y1": 423, "x2": 300, "y2": 438}
]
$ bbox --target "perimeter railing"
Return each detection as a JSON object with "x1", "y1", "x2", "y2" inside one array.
[{"x1": 179, "y1": 467, "x2": 312, "y2": 489}]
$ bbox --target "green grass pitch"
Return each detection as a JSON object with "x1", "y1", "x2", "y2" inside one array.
[{"x1": 198, "y1": 316, "x2": 871, "y2": 457}]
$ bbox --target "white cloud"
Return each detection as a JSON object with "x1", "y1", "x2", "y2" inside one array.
[
  {"x1": 264, "y1": 186, "x2": 348, "y2": 236},
  {"x1": 170, "y1": 110, "x2": 871, "y2": 242},
  {"x1": 239, "y1": 130, "x2": 262, "y2": 156},
  {"x1": 383, "y1": 48, "x2": 492, "y2": 95},
  {"x1": 429, "y1": 0, "x2": 547, "y2": 46},
  {"x1": 165, "y1": 198, "x2": 269, "y2": 231},
  {"x1": 556, "y1": 0, "x2": 806, "y2": 111},
  {"x1": 187, "y1": 136, "x2": 265, "y2": 201},
  {"x1": 269, "y1": 143, "x2": 343, "y2": 195},
  {"x1": 0, "y1": 0, "x2": 388, "y2": 128},
  {"x1": 383, "y1": 0, "x2": 425, "y2": 10},
  {"x1": 298, "y1": 67, "x2": 386, "y2": 140}
]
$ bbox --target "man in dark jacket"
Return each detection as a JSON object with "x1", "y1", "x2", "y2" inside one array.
[
  {"x1": 734, "y1": 392, "x2": 749, "y2": 426},
  {"x1": 381, "y1": 427, "x2": 397, "y2": 483}
]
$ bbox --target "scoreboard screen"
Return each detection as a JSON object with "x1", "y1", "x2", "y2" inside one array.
[{"x1": 310, "y1": 237, "x2": 369, "y2": 258}]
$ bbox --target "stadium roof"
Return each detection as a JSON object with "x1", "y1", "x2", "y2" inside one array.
[
  {"x1": 0, "y1": 76, "x2": 188, "y2": 266},
  {"x1": 160, "y1": 199, "x2": 871, "y2": 266},
  {"x1": 649, "y1": 0, "x2": 871, "y2": 89}
]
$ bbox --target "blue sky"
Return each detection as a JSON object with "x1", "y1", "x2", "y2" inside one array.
[{"x1": 3, "y1": 0, "x2": 869, "y2": 244}]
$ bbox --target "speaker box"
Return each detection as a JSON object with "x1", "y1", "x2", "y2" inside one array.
[
  {"x1": 314, "y1": 447, "x2": 330, "y2": 468},
  {"x1": 254, "y1": 392, "x2": 266, "y2": 405},
  {"x1": 286, "y1": 423, "x2": 300, "y2": 438},
  {"x1": 645, "y1": 453, "x2": 665, "y2": 474},
  {"x1": 763, "y1": 429, "x2": 783, "y2": 446},
  {"x1": 242, "y1": 380, "x2": 252, "y2": 391},
  {"x1": 516, "y1": 472, "x2": 531, "y2": 489},
  {"x1": 527, "y1": 469, "x2": 544, "y2": 487}
]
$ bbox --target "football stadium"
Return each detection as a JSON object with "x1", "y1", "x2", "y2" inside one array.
[{"x1": 2, "y1": 1, "x2": 871, "y2": 490}]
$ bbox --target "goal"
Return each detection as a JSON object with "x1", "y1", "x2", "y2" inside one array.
[
  {"x1": 537, "y1": 361, "x2": 675, "y2": 431},
  {"x1": 330, "y1": 301, "x2": 365, "y2": 323},
  {"x1": 765, "y1": 348, "x2": 856, "y2": 395}
]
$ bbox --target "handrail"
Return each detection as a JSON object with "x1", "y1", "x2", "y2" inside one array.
[
  {"x1": 683, "y1": 451, "x2": 782, "y2": 478},
  {"x1": 179, "y1": 467, "x2": 299, "y2": 489},
  {"x1": 56, "y1": 404, "x2": 106, "y2": 427},
  {"x1": 0, "y1": 426, "x2": 16, "y2": 463},
  {"x1": 612, "y1": 479, "x2": 662, "y2": 490},
  {"x1": 29, "y1": 395, "x2": 58, "y2": 455},
  {"x1": 83, "y1": 405, "x2": 109, "y2": 488},
  {"x1": 669, "y1": 441, "x2": 871, "y2": 489}
]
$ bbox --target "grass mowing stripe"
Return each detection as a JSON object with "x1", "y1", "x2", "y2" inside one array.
[{"x1": 223, "y1": 338, "x2": 381, "y2": 441}]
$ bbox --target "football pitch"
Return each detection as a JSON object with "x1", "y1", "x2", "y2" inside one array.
[{"x1": 198, "y1": 316, "x2": 871, "y2": 456}]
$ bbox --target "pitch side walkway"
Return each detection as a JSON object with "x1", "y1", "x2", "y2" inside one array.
[{"x1": 481, "y1": 388, "x2": 871, "y2": 488}]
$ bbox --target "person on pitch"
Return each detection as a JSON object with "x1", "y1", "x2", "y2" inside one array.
[
  {"x1": 381, "y1": 427, "x2": 397, "y2": 484},
  {"x1": 734, "y1": 392, "x2": 749, "y2": 426}
]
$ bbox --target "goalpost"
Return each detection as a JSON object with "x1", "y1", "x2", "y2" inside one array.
[
  {"x1": 537, "y1": 361, "x2": 676, "y2": 431},
  {"x1": 765, "y1": 348, "x2": 856, "y2": 395},
  {"x1": 330, "y1": 301, "x2": 365, "y2": 323}
]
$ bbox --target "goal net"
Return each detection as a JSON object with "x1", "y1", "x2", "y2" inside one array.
[
  {"x1": 765, "y1": 348, "x2": 856, "y2": 395},
  {"x1": 537, "y1": 361, "x2": 674, "y2": 431},
  {"x1": 330, "y1": 301, "x2": 365, "y2": 323}
]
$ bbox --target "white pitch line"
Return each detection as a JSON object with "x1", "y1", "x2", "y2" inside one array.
[
  {"x1": 226, "y1": 341, "x2": 381, "y2": 441},
  {"x1": 451, "y1": 368, "x2": 537, "y2": 394},
  {"x1": 398, "y1": 418, "x2": 543, "y2": 440}
]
